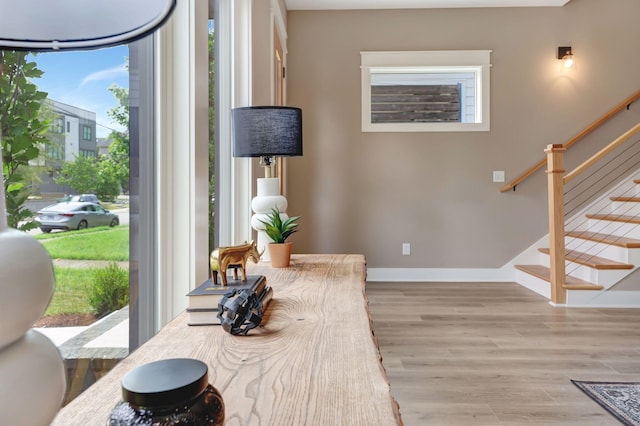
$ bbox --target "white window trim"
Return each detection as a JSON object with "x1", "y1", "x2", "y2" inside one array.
[
  {"x1": 154, "y1": 0, "x2": 210, "y2": 327},
  {"x1": 130, "y1": 0, "x2": 256, "y2": 340},
  {"x1": 270, "y1": 0, "x2": 287, "y2": 105},
  {"x1": 217, "y1": 0, "x2": 254, "y2": 248},
  {"x1": 361, "y1": 50, "x2": 492, "y2": 132},
  {"x1": 228, "y1": 0, "x2": 253, "y2": 245}
]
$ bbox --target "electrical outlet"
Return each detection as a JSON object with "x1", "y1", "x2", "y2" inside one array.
[
  {"x1": 493, "y1": 171, "x2": 505, "y2": 183},
  {"x1": 402, "y1": 243, "x2": 411, "y2": 256}
]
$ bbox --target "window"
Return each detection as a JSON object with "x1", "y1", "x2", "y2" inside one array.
[
  {"x1": 82, "y1": 125, "x2": 92, "y2": 140},
  {"x1": 28, "y1": 43, "x2": 130, "y2": 404},
  {"x1": 361, "y1": 50, "x2": 492, "y2": 132},
  {"x1": 47, "y1": 143, "x2": 64, "y2": 160},
  {"x1": 50, "y1": 116, "x2": 64, "y2": 133}
]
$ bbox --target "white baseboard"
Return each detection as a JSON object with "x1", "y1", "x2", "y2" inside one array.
[
  {"x1": 566, "y1": 290, "x2": 640, "y2": 308},
  {"x1": 366, "y1": 268, "x2": 640, "y2": 308},
  {"x1": 366, "y1": 268, "x2": 514, "y2": 282}
]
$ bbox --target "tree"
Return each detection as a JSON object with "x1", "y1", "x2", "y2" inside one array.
[
  {"x1": 105, "y1": 84, "x2": 129, "y2": 193},
  {"x1": 95, "y1": 159, "x2": 121, "y2": 201},
  {"x1": 0, "y1": 51, "x2": 50, "y2": 230},
  {"x1": 55, "y1": 155, "x2": 98, "y2": 193},
  {"x1": 54, "y1": 154, "x2": 120, "y2": 201}
]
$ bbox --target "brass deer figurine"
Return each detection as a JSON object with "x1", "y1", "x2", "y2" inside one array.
[{"x1": 209, "y1": 241, "x2": 263, "y2": 286}]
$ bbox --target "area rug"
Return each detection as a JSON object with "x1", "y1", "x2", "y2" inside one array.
[{"x1": 572, "y1": 380, "x2": 640, "y2": 425}]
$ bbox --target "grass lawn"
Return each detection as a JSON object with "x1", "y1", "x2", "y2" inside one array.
[
  {"x1": 45, "y1": 267, "x2": 95, "y2": 316},
  {"x1": 36, "y1": 226, "x2": 129, "y2": 261},
  {"x1": 35, "y1": 226, "x2": 129, "y2": 318}
]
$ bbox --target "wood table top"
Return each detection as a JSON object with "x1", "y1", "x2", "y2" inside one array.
[{"x1": 51, "y1": 254, "x2": 403, "y2": 425}]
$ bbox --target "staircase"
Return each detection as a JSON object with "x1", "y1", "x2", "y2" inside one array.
[{"x1": 515, "y1": 177, "x2": 640, "y2": 306}]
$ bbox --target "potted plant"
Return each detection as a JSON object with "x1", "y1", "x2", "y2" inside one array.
[{"x1": 259, "y1": 206, "x2": 300, "y2": 267}]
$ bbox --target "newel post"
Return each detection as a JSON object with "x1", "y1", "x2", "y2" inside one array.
[{"x1": 545, "y1": 144, "x2": 567, "y2": 305}]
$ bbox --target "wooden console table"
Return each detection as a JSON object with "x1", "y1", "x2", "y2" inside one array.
[{"x1": 52, "y1": 254, "x2": 403, "y2": 425}]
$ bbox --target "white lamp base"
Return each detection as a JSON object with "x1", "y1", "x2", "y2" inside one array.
[{"x1": 250, "y1": 177, "x2": 288, "y2": 262}]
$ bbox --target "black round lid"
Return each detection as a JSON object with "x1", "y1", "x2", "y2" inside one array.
[{"x1": 121, "y1": 358, "x2": 209, "y2": 408}]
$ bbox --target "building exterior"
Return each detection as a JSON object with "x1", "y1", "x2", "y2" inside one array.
[
  {"x1": 96, "y1": 136, "x2": 113, "y2": 157},
  {"x1": 36, "y1": 100, "x2": 98, "y2": 194}
]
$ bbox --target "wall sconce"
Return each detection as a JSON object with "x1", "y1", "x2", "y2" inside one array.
[{"x1": 557, "y1": 46, "x2": 574, "y2": 69}]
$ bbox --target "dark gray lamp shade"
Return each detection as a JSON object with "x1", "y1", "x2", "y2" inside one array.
[
  {"x1": 232, "y1": 106, "x2": 303, "y2": 158},
  {"x1": 0, "y1": 0, "x2": 176, "y2": 51}
]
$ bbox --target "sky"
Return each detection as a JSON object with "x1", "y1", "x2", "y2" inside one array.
[{"x1": 30, "y1": 45, "x2": 129, "y2": 138}]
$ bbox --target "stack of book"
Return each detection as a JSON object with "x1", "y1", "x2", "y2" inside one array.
[{"x1": 186, "y1": 275, "x2": 267, "y2": 326}]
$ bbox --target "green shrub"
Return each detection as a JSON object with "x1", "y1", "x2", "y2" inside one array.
[{"x1": 88, "y1": 262, "x2": 129, "y2": 317}]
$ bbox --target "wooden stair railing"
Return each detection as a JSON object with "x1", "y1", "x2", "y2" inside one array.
[
  {"x1": 545, "y1": 144, "x2": 567, "y2": 304},
  {"x1": 564, "y1": 122, "x2": 640, "y2": 184},
  {"x1": 501, "y1": 89, "x2": 640, "y2": 193},
  {"x1": 545, "y1": 122, "x2": 640, "y2": 304}
]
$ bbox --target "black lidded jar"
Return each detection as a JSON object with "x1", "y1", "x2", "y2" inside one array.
[{"x1": 107, "y1": 358, "x2": 224, "y2": 425}]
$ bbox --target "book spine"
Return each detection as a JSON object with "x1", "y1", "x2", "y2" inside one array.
[
  {"x1": 255, "y1": 276, "x2": 267, "y2": 296},
  {"x1": 258, "y1": 286, "x2": 273, "y2": 308}
]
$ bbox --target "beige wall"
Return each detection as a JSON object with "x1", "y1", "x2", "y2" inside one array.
[
  {"x1": 284, "y1": 0, "x2": 640, "y2": 269},
  {"x1": 252, "y1": 0, "x2": 272, "y2": 105}
]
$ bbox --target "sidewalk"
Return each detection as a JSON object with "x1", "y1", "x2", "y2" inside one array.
[{"x1": 53, "y1": 259, "x2": 129, "y2": 269}]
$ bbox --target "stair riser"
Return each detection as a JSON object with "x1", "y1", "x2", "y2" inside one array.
[
  {"x1": 627, "y1": 250, "x2": 640, "y2": 266},
  {"x1": 564, "y1": 239, "x2": 630, "y2": 263},
  {"x1": 566, "y1": 267, "x2": 629, "y2": 289},
  {"x1": 587, "y1": 219, "x2": 640, "y2": 238},
  {"x1": 610, "y1": 201, "x2": 640, "y2": 215},
  {"x1": 539, "y1": 256, "x2": 630, "y2": 288}
]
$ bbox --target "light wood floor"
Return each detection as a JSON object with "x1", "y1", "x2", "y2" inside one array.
[{"x1": 366, "y1": 282, "x2": 640, "y2": 426}]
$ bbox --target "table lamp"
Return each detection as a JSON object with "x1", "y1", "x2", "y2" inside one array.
[
  {"x1": 0, "y1": 0, "x2": 175, "y2": 51},
  {"x1": 232, "y1": 106, "x2": 303, "y2": 261}
]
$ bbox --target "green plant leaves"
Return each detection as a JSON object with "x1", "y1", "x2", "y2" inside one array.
[
  {"x1": 258, "y1": 206, "x2": 300, "y2": 243},
  {"x1": 89, "y1": 261, "x2": 129, "y2": 318},
  {"x1": 1, "y1": 50, "x2": 50, "y2": 230}
]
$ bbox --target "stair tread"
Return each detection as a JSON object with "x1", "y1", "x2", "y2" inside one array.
[
  {"x1": 566, "y1": 231, "x2": 640, "y2": 248},
  {"x1": 586, "y1": 213, "x2": 640, "y2": 224},
  {"x1": 610, "y1": 196, "x2": 640, "y2": 202},
  {"x1": 538, "y1": 248, "x2": 633, "y2": 269},
  {"x1": 515, "y1": 265, "x2": 604, "y2": 290}
]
